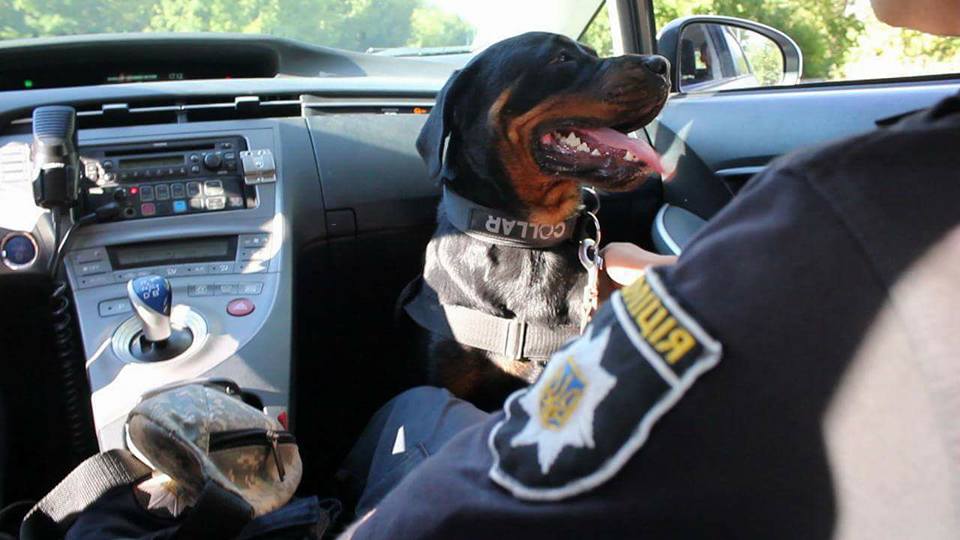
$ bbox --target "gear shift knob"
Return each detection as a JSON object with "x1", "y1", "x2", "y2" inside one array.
[{"x1": 127, "y1": 275, "x2": 172, "y2": 343}]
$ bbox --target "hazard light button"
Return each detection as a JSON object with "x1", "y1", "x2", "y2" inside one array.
[{"x1": 226, "y1": 298, "x2": 255, "y2": 317}]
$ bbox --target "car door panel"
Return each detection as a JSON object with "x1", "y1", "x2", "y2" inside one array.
[{"x1": 647, "y1": 80, "x2": 960, "y2": 221}]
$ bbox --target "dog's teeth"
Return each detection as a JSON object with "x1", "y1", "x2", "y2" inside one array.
[
  {"x1": 624, "y1": 151, "x2": 639, "y2": 162},
  {"x1": 590, "y1": 149, "x2": 601, "y2": 156},
  {"x1": 577, "y1": 143, "x2": 590, "y2": 153},
  {"x1": 566, "y1": 133, "x2": 581, "y2": 147}
]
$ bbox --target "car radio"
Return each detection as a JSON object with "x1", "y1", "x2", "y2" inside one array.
[{"x1": 80, "y1": 137, "x2": 257, "y2": 220}]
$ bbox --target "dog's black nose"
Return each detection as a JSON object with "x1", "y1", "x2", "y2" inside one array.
[{"x1": 642, "y1": 55, "x2": 669, "y2": 76}]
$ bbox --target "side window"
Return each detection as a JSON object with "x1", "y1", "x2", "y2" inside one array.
[
  {"x1": 722, "y1": 28, "x2": 751, "y2": 77},
  {"x1": 655, "y1": 0, "x2": 960, "y2": 87},
  {"x1": 580, "y1": 1, "x2": 614, "y2": 57},
  {"x1": 679, "y1": 24, "x2": 723, "y2": 89}
]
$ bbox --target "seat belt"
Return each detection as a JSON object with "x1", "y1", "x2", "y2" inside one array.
[
  {"x1": 20, "y1": 449, "x2": 254, "y2": 540},
  {"x1": 20, "y1": 449, "x2": 151, "y2": 540}
]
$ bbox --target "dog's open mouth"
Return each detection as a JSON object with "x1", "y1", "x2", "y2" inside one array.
[{"x1": 533, "y1": 123, "x2": 664, "y2": 186}]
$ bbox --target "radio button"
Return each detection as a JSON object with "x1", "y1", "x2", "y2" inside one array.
[
  {"x1": 203, "y1": 180, "x2": 224, "y2": 196},
  {"x1": 186, "y1": 181, "x2": 201, "y2": 197},
  {"x1": 218, "y1": 283, "x2": 238, "y2": 295},
  {"x1": 170, "y1": 183, "x2": 185, "y2": 199},
  {"x1": 155, "y1": 184, "x2": 170, "y2": 200},
  {"x1": 185, "y1": 264, "x2": 207, "y2": 275},
  {"x1": 188, "y1": 284, "x2": 214, "y2": 297},
  {"x1": 78, "y1": 274, "x2": 112, "y2": 289},
  {"x1": 190, "y1": 165, "x2": 200, "y2": 174},
  {"x1": 239, "y1": 260, "x2": 267, "y2": 274},
  {"x1": 139, "y1": 185, "x2": 155, "y2": 202},
  {"x1": 74, "y1": 248, "x2": 106, "y2": 264},
  {"x1": 188, "y1": 197, "x2": 204, "y2": 211},
  {"x1": 154, "y1": 201, "x2": 172, "y2": 216},
  {"x1": 141, "y1": 202, "x2": 156, "y2": 217},
  {"x1": 240, "y1": 234, "x2": 270, "y2": 248},
  {"x1": 190, "y1": 154, "x2": 200, "y2": 163},
  {"x1": 102, "y1": 160, "x2": 114, "y2": 170},
  {"x1": 223, "y1": 152, "x2": 236, "y2": 160},
  {"x1": 208, "y1": 262, "x2": 234, "y2": 274},
  {"x1": 77, "y1": 261, "x2": 108, "y2": 276},
  {"x1": 173, "y1": 200, "x2": 187, "y2": 214},
  {"x1": 98, "y1": 298, "x2": 132, "y2": 318},
  {"x1": 239, "y1": 247, "x2": 270, "y2": 261},
  {"x1": 227, "y1": 196, "x2": 244, "y2": 209},
  {"x1": 206, "y1": 196, "x2": 226, "y2": 211},
  {"x1": 239, "y1": 282, "x2": 263, "y2": 295}
]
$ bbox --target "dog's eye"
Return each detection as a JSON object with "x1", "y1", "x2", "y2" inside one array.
[{"x1": 550, "y1": 52, "x2": 573, "y2": 65}]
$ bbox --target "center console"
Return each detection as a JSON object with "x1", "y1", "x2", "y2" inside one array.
[{"x1": 63, "y1": 127, "x2": 291, "y2": 449}]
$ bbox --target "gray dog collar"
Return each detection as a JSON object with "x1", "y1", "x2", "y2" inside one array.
[{"x1": 442, "y1": 187, "x2": 581, "y2": 249}]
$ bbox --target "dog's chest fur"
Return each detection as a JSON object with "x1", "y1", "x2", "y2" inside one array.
[{"x1": 416, "y1": 205, "x2": 589, "y2": 407}]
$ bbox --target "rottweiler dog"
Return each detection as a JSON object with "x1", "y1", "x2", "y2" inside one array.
[{"x1": 405, "y1": 32, "x2": 670, "y2": 410}]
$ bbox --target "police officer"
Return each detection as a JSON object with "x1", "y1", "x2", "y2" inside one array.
[{"x1": 337, "y1": 0, "x2": 960, "y2": 537}]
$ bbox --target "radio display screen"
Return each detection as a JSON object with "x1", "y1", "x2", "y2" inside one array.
[
  {"x1": 109, "y1": 236, "x2": 236, "y2": 270},
  {"x1": 120, "y1": 155, "x2": 185, "y2": 169}
]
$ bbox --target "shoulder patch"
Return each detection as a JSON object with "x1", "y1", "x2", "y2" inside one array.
[{"x1": 488, "y1": 269, "x2": 722, "y2": 501}]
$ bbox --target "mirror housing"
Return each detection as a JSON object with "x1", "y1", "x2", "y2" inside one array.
[{"x1": 658, "y1": 15, "x2": 802, "y2": 93}]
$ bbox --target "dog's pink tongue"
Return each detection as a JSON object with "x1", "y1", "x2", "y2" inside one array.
[{"x1": 581, "y1": 127, "x2": 664, "y2": 174}]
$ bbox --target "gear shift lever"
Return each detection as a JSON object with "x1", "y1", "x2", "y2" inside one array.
[
  {"x1": 126, "y1": 275, "x2": 193, "y2": 362},
  {"x1": 127, "y1": 275, "x2": 172, "y2": 343}
]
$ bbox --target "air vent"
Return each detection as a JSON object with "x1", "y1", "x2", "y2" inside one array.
[
  {"x1": 303, "y1": 96, "x2": 432, "y2": 116},
  {"x1": 184, "y1": 95, "x2": 302, "y2": 123},
  {"x1": 0, "y1": 142, "x2": 31, "y2": 186},
  {"x1": 11, "y1": 95, "x2": 306, "y2": 130}
]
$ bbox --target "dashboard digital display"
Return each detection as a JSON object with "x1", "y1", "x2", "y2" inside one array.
[
  {"x1": 0, "y1": 54, "x2": 276, "y2": 91},
  {"x1": 109, "y1": 237, "x2": 236, "y2": 269},
  {"x1": 120, "y1": 155, "x2": 185, "y2": 169},
  {"x1": 106, "y1": 72, "x2": 186, "y2": 84}
]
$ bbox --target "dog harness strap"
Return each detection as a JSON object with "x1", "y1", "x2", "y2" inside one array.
[
  {"x1": 442, "y1": 187, "x2": 580, "y2": 249},
  {"x1": 442, "y1": 305, "x2": 578, "y2": 360},
  {"x1": 404, "y1": 285, "x2": 578, "y2": 360}
]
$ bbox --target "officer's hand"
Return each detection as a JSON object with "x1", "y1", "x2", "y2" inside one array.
[{"x1": 601, "y1": 242, "x2": 677, "y2": 293}]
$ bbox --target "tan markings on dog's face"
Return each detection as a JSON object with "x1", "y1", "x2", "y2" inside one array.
[{"x1": 490, "y1": 90, "x2": 628, "y2": 223}]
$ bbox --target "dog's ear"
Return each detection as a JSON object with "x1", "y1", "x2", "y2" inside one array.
[{"x1": 416, "y1": 69, "x2": 470, "y2": 181}]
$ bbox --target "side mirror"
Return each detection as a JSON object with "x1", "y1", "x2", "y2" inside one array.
[{"x1": 657, "y1": 16, "x2": 802, "y2": 93}]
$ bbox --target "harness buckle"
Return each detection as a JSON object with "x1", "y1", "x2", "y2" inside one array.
[{"x1": 503, "y1": 319, "x2": 528, "y2": 360}]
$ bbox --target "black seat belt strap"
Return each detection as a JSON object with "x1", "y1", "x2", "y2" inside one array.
[{"x1": 21, "y1": 450, "x2": 255, "y2": 540}]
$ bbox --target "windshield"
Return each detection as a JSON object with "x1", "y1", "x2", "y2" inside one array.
[{"x1": 0, "y1": 0, "x2": 603, "y2": 54}]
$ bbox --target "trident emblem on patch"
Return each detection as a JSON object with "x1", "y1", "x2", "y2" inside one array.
[{"x1": 539, "y1": 357, "x2": 587, "y2": 430}]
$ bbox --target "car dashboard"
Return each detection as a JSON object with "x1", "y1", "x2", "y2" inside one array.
[{"x1": 0, "y1": 34, "x2": 457, "y2": 451}]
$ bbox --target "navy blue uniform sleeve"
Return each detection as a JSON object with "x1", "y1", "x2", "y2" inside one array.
[{"x1": 348, "y1": 163, "x2": 888, "y2": 540}]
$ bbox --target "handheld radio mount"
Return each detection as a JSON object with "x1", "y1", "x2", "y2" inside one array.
[{"x1": 31, "y1": 106, "x2": 80, "y2": 211}]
